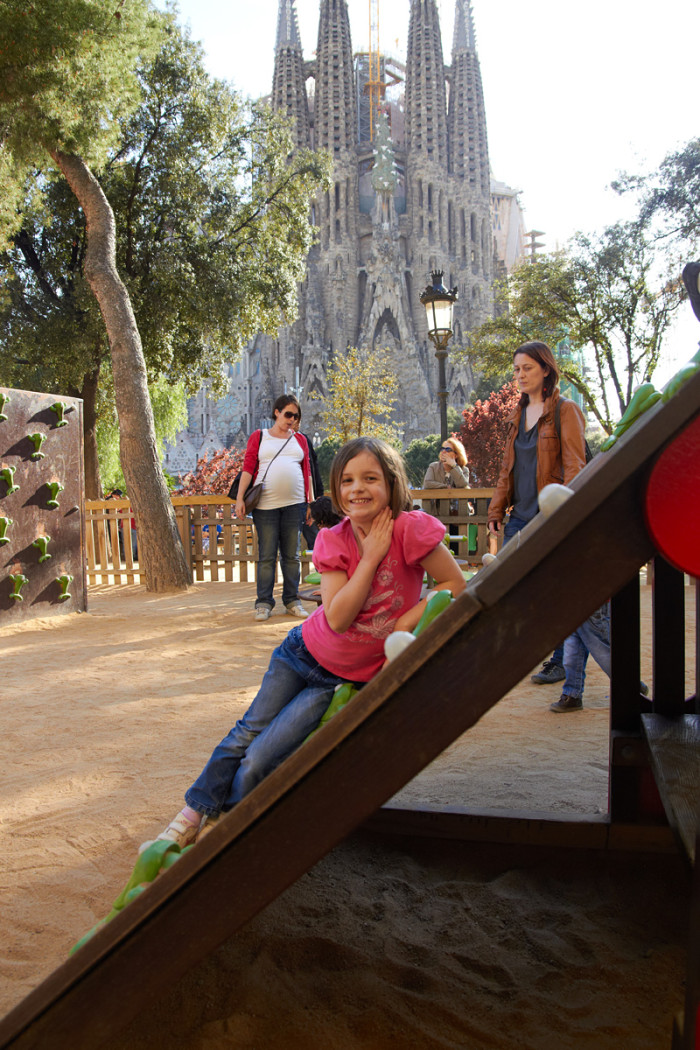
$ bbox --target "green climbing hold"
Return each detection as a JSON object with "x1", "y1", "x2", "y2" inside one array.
[
  {"x1": 32, "y1": 535, "x2": 51, "y2": 562},
  {"x1": 50, "y1": 402, "x2": 69, "y2": 427},
  {"x1": 9, "y1": 573, "x2": 28, "y2": 601},
  {"x1": 28, "y1": 433, "x2": 47, "y2": 459},
  {"x1": 0, "y1": 516, "x2": 12, "y2": 545},
  {"x1": 1, "y1": 466, "x2": 19, "y2": 494}
]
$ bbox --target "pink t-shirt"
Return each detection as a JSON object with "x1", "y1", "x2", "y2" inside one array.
[{"x1": 302, "y1": 511, "x2": 446, "y2": 681}]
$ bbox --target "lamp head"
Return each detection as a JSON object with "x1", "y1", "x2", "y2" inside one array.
[{"x1": 420, "y1": 270, "x2": 458, "y2": 346}]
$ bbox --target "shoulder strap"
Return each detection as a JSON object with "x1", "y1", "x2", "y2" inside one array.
[{"x1": 258, "y1": 431, "x2": 294, "y2": 486}]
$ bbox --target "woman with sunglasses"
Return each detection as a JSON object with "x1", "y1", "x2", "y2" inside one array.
[
  {"x1": 235, "y1": 395, "x2": 313, "y2": 621},
  {"x1": 422, "y1": 437, "x2": 470, "y2": 490}
]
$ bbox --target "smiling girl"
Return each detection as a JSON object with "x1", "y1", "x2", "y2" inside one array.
[{"x1": 143, "y1": 437, "x2": 465, "y2": 852}]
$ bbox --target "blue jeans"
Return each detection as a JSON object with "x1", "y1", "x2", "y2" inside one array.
[
  {"x1": 562, "y1": 603, "x2": 611, "y2": 699},
  {"x1": 504, "y1": 513, "x2": 563, "y2": 666},
  {"x1": 185, "y1": 626, "x2": 348, "y2": 816},
  {"x1": 252, "y1": 502, "x2": 306, "y2": 609}
]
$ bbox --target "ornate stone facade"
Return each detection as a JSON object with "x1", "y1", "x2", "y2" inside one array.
[{"x1": 165, "y1": 0, "x2": 498, "y2": 473}]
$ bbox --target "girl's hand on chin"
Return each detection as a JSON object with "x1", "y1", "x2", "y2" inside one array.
[{"x1": 358, "y1": 507, "x2": 393, "y2": 562}]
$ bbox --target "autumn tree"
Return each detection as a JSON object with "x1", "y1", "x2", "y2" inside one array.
[
  {"x1": 178, "y1": 448, "x2": 244, "y2": 497},
  {"x1": 459, "y1": 381, "x2": 520, "y2": 486},
  {"x1": 318, "y1": 347, "x2": 403, "y2": 445},
  {"x1": 463, "y1": 222, "x2": 682, "y2": 433}
]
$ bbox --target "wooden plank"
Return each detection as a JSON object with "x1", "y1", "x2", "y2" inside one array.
[
  {"x1": 364, "y1": 804, "x2": 676, "y2": 853},
  {"x1": 652, "y1": 557, "x2": 687, "y2": 714},
  {"x1": 641, "y1": 713, "x2": 700, "y2": 863},
  {"x1": 2, "y1": 374, "x2": 700, "y2": 1049}
]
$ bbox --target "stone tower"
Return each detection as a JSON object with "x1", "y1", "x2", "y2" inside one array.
[{"x1": 201, "y1": 0, "x2": 493, "y2": 449}]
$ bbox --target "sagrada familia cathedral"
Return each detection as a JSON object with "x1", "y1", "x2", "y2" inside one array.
[{"x1": 165, "y1": 0, "x2": 525, "y2": 474}]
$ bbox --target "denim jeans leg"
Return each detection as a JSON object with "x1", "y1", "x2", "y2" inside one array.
[
  {"x1": 279, "y1": 502, "x2": 305, "y2": 608},
  {"x1": 185, "y1": 626, "x2": 311, "y2": 815},
  {"x1": 503, "y1": 514, "x2": 530, "y2": 546},
  {"x1": 252, "y1": 506, "x2": 281, "y2": 608},
  {"x1": 576, "y1": 604, "x2": 611, "y2": 678},
  {"x1": 228, "y1": 679, "x2": 338, "y2": 804},
  {"x1": 563, "y1": 631, "x2": 589, "y2": 698}
]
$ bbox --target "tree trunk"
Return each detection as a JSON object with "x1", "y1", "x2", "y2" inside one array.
[
  {"x1": 69, "y1": 365, "x2": 102, "y2": 499},
  {"x1": 51, "y1": 149, "x2": 191, "y2": 592}
]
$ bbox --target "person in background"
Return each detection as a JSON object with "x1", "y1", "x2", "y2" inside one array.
[
  {"x1": 422, "y1": 437, "x2": 469, "y2": 490},
  {"x1": 292, "y1": 420, "x2": 324, "y2": 551},
  {"x1": 487, "y1": 341, "x2": 587, "y2": 685},
  {"x1": 235, "y1": 394, "x2": 312, "y2": 622},
  {"x1": 551, "y1": 602, "x2": 649, "y2": 713}
]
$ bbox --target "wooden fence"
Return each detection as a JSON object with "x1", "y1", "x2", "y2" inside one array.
[{"x1": 84, "y1": 489, "x2": 496, "y2": 586}]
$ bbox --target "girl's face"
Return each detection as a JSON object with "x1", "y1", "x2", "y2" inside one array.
[
  {"x1": 338, "y1": 451, "x2": 391, "y2": 525},
  {"x1": 513, "y1": 352, "x2": 549, "y2": 400}
]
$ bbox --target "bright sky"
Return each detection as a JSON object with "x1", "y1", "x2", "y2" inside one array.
[{"x1": 156, "y1": 0, "x2": 700, "y2": 379}]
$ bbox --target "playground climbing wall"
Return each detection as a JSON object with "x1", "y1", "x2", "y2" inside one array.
[{"x1": 0, "y1": 387, "x2": 86, "y2": 623}]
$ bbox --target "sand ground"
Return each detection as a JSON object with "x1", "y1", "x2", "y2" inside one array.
[{"x1": 0, "y1": 581, "x2": 696, "y2": 1048}]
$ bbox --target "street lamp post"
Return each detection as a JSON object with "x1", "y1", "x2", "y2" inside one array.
[{"x1": 420, "y1": 270, "x2": 458, "y2": 442}]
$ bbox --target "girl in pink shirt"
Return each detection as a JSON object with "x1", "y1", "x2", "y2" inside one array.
[{"x1": 143, "y1": 437, "x2": 465, "y2": 851}]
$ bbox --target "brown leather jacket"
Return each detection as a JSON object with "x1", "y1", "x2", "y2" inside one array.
[{"x1": 488, "y1": 389, "x2": 586, "y2": 525}]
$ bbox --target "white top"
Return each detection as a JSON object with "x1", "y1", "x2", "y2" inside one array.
[{"x1": 256, "y1": 430, "x2": 305, "y2": 510}]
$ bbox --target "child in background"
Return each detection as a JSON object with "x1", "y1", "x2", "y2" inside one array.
[{"x1": 143, "y1": 437, "x2": 465, "y2": 851}]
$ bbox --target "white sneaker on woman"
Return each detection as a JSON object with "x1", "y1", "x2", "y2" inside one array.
[
  {"x1": 285, "y1": 601, "x2": 309, "y2": 618},
  {"x1": 254, "y1": 605, "x2": 271, "y2": 621}
]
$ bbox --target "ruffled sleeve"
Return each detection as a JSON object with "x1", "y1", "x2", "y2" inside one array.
[
  {"x1": 311, "y1": 520, "x2": 353, "y2": 574},
  {"x1": 396, "y1": 510, "x2": 446, "y2": 566}
]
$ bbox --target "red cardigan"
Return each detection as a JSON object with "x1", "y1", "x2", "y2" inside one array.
[{"x1": 242, "y1": 429, "x2": 313, "y2": 502}]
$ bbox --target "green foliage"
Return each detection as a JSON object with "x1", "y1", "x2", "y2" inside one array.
[
  {"x1": 613, "y1": 137, "x2": 700, "y2": 251},
  {"x1": 0, "y1": 19, "x2": 330, "y2": 489},
  {"x1": 460, "y1": 223, "x2": 683, "y2": 432},
  {"x1": 97, "y1": 374, "x2": 187, "y2": 492},
  {"x1": 402, "y1": 435, "x2": 442, "y2": 488},
  {"x1": 0, "y1": 0, "x2": 165, "y2": 243},
  {"x1": 317, "y1": 347, "x2": 404, "y2": 445},
  {"x1": 315, "y1": 437, "x2": 342, "y2": 492}
]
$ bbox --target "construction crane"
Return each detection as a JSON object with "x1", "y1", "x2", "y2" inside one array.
[{"x1": 366, "y1": 0, "x2": 383, "y2": 140}]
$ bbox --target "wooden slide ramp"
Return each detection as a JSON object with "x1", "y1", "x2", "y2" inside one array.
[{"x1": 1, "y1": 370, "x2": 699, "y2": 1050}]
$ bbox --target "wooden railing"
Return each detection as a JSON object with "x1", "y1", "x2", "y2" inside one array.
[{"x1": 84, "y1": 488, "x2": 497, "y2": 586}]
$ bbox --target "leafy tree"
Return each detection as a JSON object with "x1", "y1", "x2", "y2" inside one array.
[
  {"x1": 459, "y1": 381, "x2": 520, "y2": 486},
  {"x1": 315, "y1": 437, "x2": 342, "y2": 492},
  {"x1": 0, "y1": 0, "x2": 190, "y2": 589},
  {"x1": 177, "y1": 447, "x2": 244, "y2": 496},
  {"x1": 0, "y1": 23, "x2": 330, "y2": 508},
  {"x1": 318, "y1": 347, "x2": 403, "y2": 445},
  {"x1": 97, "y1": 375, "x2": 188, "y2": 494},
  {"x1": 462, "y1": 223, "x2": 682, "y2": 432},
  {"x1": 402, "y1": 435, "x2": 442, "y2": 488},
  {"x1": 613, "y1": 137, "x2": 700, "y2": 250}
]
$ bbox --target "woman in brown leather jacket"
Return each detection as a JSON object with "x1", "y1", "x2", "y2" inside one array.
[{"x1": 487, "y1": 341, "x2": 586, "y2": 682}]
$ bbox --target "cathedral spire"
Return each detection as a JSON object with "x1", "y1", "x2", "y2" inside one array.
[
  {"x1": 314, "y1": 0, "x2": 356, "y2": 155},
  {"x1": 448, "y1": 0, "x2": 489, "y2": 193},
  {"x1": 275, "y1": 0, "x2": 302, "y2": 49},
  {"x1": 405, "y1": 0, "x2": 448, "y2": 166},
  {"x1": 271, "y1": 0, "x2": 310, "y2": 149}
]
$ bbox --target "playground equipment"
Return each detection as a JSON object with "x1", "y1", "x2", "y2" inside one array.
[{"x1": 0, "y1": 387, "x2": 85, "y2": 622}]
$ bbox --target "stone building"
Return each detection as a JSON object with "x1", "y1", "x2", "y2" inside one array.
[{"x1": 165, "y1": 0, "x2": 503, "y2": 473}]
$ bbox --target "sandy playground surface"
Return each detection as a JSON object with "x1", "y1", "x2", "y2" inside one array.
[{"x1": 0, "y1": 580, "x2": 697, "y2": 1049}]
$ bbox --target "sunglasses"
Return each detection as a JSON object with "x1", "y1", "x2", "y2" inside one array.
[
  {"x1": 282, "y1": 410, "x2": 300, "y2": 420},
  {"x1": 440, "y1": 446, "x2": 453, "y2": 452}
]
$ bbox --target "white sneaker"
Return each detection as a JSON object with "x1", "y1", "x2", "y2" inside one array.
[
  {"x1": 255, "y1": 605, "x2": 271, "y2": 621},
  {"x1": 285, "y1": 601, "x2": 309, "y2": 618}
]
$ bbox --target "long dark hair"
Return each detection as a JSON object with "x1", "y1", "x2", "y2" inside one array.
[{"x1": 513, "y1": 341, "x2": 559, "y2": 403}]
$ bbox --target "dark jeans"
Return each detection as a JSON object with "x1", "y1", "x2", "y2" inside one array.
[{"x1": 251, "y1": 502, "x2": 306, "y2": 609}]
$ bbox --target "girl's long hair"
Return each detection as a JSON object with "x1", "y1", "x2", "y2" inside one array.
[
  {"x1": 513, "y1": 341, "x2": 559, "y2": 403},
  {"x1": 329, "y1": 437, "x2": 413, "y2": 519}
]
